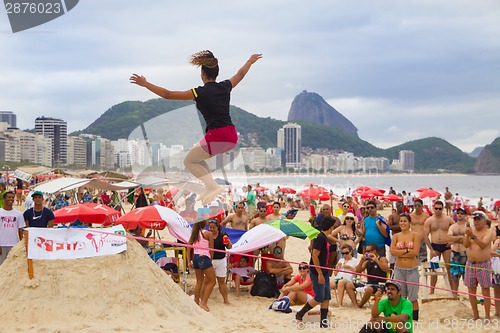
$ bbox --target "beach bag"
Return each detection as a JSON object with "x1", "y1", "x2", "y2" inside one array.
[
  {"x1": 378, "y1": 215, "x2": 391, "y2": 246},
  {"x1": 268, "y1": 296, "x2": 292, "y2": 313},
  {"x1": 250, "y1": 271, "x2": 280, "y2": 298}
]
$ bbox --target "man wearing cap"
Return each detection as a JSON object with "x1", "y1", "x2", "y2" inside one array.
[
  {"x1": 207, "y1": 200, "x2": 225, "y2": 223},
  {"x1": 464, "y1": 210, "x2": 496, "y2": 320},
  {"x1": 23, "y1": 191, "x2": 55, "y2": 228},
  {"x1": 358, "y1": 281, "x2": 413, "y2": 333},
  {"x1": 446, "y1": 207, "x2": 468, "y2": 298},
  {"x1": 0, "y1": 192, "x2": 26, "y2": 265},
  {"x1": 221, "y1": 201, "x2": 248, "y2": 230}
]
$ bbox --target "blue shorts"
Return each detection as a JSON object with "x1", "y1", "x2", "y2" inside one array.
[
  {"x1": 310, "y1": 272, "x2": 331, "y2": 303},
  {"x1": 192, "y1": 254, "x2": 213, "y2": 270}
]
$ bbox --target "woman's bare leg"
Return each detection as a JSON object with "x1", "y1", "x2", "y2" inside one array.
[{"x1": 183, "y1": 144, "x2": 223, "y2": 203}]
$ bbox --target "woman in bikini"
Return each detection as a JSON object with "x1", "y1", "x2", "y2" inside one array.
[
  {"x1": 390, "y1": 213, "x2": 422, "y2": 321},
  {"x1": 331, "y1": 212, "x2": 360, "y2": 257},
  {"x1": 130, "y1": 51, "x2": 262, "y2": 204}
]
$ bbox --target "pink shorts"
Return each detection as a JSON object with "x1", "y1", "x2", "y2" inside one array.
[{"x1": 199, "y1": 125, "x2": 238, "y2": 156}]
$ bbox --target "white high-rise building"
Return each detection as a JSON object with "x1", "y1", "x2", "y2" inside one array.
[
  {"x1": 35, "y1": 116, "x2": 67, "y2": 166},
  {"x1": 280, "y1": 123, "x2": 302, "y2": 168},
  {"x1": 399, "y1": 150, "x2": 415, "y2": 172}
]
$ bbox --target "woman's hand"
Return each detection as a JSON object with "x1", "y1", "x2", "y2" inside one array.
[
  {"x1": 130, "y1": 74, "x2": 148, "y2": 87},
  {"x1": 248, "y1": 54, "x2": 263, "y2": 64}
]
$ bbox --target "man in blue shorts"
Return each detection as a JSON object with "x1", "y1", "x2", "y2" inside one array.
[{"x1": 295, "y1": 216, "x2": 336, "y2": 328}]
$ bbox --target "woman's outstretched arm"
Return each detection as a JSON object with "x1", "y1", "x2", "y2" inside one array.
[
  {"x1": 130, "y1": 74, "x2": 193, "y2": 100},
  {"x1": 229, "y1": 54, "x2": 262, "y2": 88}
]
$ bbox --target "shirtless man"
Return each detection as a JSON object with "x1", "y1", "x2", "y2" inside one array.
[
  {"x1": 423, "y1": 200, "x2": 454, "y2": 294},
  {"x1": 266, "y1": 245, "x2": 293, "y2": 286},
  {"x1": 447, "y1": 207, "x2": 468, "y2": 298},
  {"x1": 266, "y1": 201, "x2": 282, "y2": 221},
  {"x1": 249, "y1": 205, "x2": 268, "y2": 229},
  {"x1": 444, "y1": 187, "x2": 453, "y2": 216},
  {"x1": 410, "y1": 198, "x2": 430, "y2": 263},
  {"x1": 464, "y1": 211, "x2": 496, "y2": 320},
  {"x1": 221, "y1": 202, "x2": 249, "y2": 230}
]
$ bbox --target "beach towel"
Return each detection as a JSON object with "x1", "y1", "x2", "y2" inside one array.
[
  {"x1": 268, "y1": 296, "x2": 292, "y2": 313},
  {"x1": 377, "y1": 214, "x2": 391, "y2": 246}
]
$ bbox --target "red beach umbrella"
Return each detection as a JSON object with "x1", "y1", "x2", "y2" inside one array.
[
  {"x1": 354, "y1": 186, "x2": 371, "y2": 192},
  {"x1": 419, "y1": 189, "x2": 441, "y2": 199},
  {"x1": 279, "y1": 187, "x2": 297, "y2": 194},
  {"x1": 382, "y1": 194, "x2": 403, "y2": 202},
  {"x1": 416, "y1": 188, "x2": 430, "y2": 192},
  {"x1": 54, "y1": 203, "x2": 122, "y2": 225},
  {"x1": 254, "y1": 186, "x2": 268, "y2": 193},
  {"x1": 115, "y1": 206, "x2": 168, "y2": 230}
]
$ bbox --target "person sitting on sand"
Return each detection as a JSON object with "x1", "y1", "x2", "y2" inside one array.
[
  {"x1": 231, "y1": 256, "x2": 256, "y2": 297},
  {"x1": 357, "y1": 281, "x2": 412, "y2": 333},
  {"x1": 266, "y1": 245, "x2": 293, "y2": 286},
  {"x1": 277, "y1": 262, "x2": 314, "y2": 305}
]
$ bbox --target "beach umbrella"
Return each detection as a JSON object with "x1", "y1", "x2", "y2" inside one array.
[
  {"x1": 115, "y1": 206, "x2": 192, "y2": 242},
  {"x1": 416, "y1": 188, "x2": 430, "y2": 192},
  {"x1": 254, "y1": 186, "x2": 268, "y2": 192},
  {"x1": 278, "y1": 187, "x2": 296, "y2": 194},
  {"x1": 53, "y1": 203, "x2": 122, "y2": 225},
  {"x1": 227, "y1": 224, "x2": 286, "y2": 254},
  {"x1": 356, "y1": 189, "x2": 385, "y2": 199},
  {"x1": 419, "y1": 189, "x2": 441, "y2": 199},
  {"x1": 318, "y1": 192, "x2": 331, "y2": 201},
  {"x1": 265, "y1": 219, "x2": 320, "y2": 240},
  {"x1": 494, "y1": 200, "x2": 500, "y2": 207},
  {"x1": 382, "y1": 194, "x2": 403, "y2": 202},
  {"x1": 354, "y1": 186, "x2": 371, "y2": 192}
]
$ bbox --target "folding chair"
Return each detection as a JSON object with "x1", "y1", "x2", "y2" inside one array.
[{"x1": 227, "y1": 252, "x2": 254, "y2": 291}]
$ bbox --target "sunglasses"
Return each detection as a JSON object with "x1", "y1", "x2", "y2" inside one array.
[
  {"x1": 434, "y1": 207, "x2": 443, "y2": 210},
  {"x1": 298, "y1": 266, "x2": 308, "y2": 270},
  {"x1": 345, "y1": 217, "x2": 354, "y2": 221},
  {"x1": 273, "y1": 249, "x2": 282, "y2": 255},
  {"x1": 342, "y1": 206, "x2": 349, "y2": 209},
  {"x1": 367, "y1": 206, "x2": 376, "y2": 209},
  {"x1": 341, "y1": 251, "x2": 350, "y2": 255},
  {"x1": 415, "y1": 204, "x2": 422, "y2": 207},
  {"x1": 457, "y1": 211, "x2": 466, "y2": 215}
]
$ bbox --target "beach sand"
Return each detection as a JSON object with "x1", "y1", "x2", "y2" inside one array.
[{"x1": 0, "y1": 204, "x2": 498, "y2": 332}]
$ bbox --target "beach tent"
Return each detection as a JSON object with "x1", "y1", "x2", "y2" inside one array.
[{"x1": 33, "y1": 177, "x2": 139, "y2": 194}]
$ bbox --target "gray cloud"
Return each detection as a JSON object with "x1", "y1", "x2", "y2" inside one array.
[{"x1": 1, "y1": 0, "x2": 499, "y2": 153}]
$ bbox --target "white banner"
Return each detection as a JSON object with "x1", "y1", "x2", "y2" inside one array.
[{"x1": 27, "y1": 226, "x2": 127, "y2": 260}]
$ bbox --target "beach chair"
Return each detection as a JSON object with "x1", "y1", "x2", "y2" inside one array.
[
  {"x1": 227, "y1": 252, "x2": 255, "y2": 291},
  {"x1": 259, "y1": 253, "x2": 286, "y2": 289}
]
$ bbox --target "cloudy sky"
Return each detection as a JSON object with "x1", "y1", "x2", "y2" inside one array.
[{"x1": 1, "y1": 0, "x2": 499, "y2": 153}]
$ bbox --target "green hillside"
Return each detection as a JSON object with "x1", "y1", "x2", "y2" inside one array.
[
  {"x1": 75, "y1": 98, "x2": 475, "y2": 172},
  {"x1": 384, "y1": 137, "x2": 475, "y2": 173}
]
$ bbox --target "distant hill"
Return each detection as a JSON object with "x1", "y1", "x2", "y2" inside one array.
[
  {"x1": 469, "y1": 146, "x2": 484, "y2": 158},
  {"x1": 384, "y1": 137, "x2": 475, "y2": 173},
  {"x1": 474, "y1": 137, "x2": 500, "y2": 174},
  {"x1": 76, "y1": 98, "x2": 475, "y2": 173},
  {"x1": 288, "y1": 90, "x2": 358, "y2": 137}
]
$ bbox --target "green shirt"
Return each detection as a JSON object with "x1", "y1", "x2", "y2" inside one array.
[
  {"x1": 247, "y1": 190, "x2": 256, "y2": 207},
  {"x1": 0, "y1": 190, "x2": 8, "y2": 208},
  {"x1": 377, "y1": 297, "x2": 413, "y2": 333}
]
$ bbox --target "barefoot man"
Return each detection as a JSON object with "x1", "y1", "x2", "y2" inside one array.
[
  {"x1": 423, "y1": 200, "x2": 454, "y2": 294},
  {"x1": 464, "y1": 211, "x2": 496, "y2": 320},
  {"x1": 410, "y1": 198, "x2": 430, "y2": 263},
  {"x1": 221, "y1": 202, "x2": 249, "y2": 230},
  {"x1": 447, "y1": 207, "x2": 468, "y2": 298}
]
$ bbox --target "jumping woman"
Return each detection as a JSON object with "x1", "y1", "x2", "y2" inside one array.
[{"x1": 130, "y1": 51, "x2": 262, "y2": 204}]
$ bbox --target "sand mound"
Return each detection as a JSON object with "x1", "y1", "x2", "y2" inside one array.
[{"x1": 0, "y1": 239, "x2": 222, "y2": 333}]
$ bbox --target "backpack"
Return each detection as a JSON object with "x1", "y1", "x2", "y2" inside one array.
[
  {"x1": 377, "y1": 214, "x2": 391, "y2": 246},
  {"x1": 250, "y1": 271, "x2": 280, "y2": 298}
]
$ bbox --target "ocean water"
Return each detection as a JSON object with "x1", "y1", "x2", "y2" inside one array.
[{"x1": 226, "y1": 174, "x2": 500, "y2": 202}]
